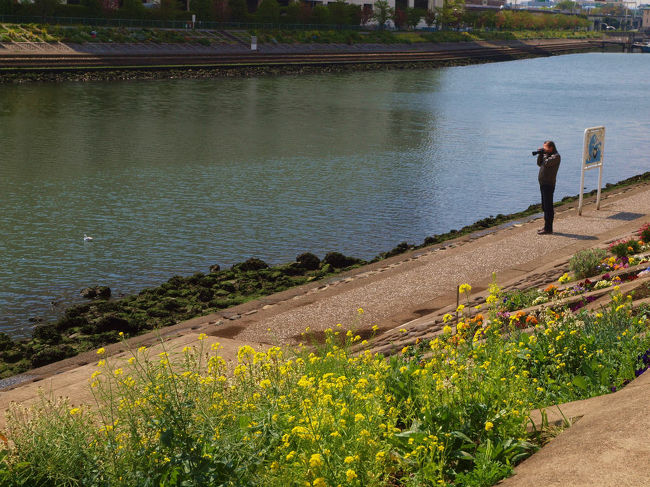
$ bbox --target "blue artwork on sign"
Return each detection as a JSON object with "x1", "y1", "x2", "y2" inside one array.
[{"x1": 586, "y1": 133, "x2": 602, "y2": 164}]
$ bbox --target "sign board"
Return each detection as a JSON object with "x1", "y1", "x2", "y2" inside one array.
[
  {"x1": 251, "y1": 35, "x2": 257, "y2": 51},
  {"x1": 578, "y1": 126, "x2": 605, "y2": 215}
]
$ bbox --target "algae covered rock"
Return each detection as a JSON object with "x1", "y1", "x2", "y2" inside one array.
[
  {"x1": 80, "y1": 286, "x2": 111, "y2": 300},
  {"x1": 32, "y1": 324, "x2": 62, "y2": 343},
  {"x1": 296, "y1": 252, "x2": 321, "y2": 270},
  {"x1": 232, "y1": 258, "x2": 269, "y2": 272},
  {"x1": 31, "y1": 345, "x2": 75, "y2": 368},
  {"x1": 322, "y1": 252, "x2": 362, "y2": 269},
  {"x1": 378, "y1": 241, "x2": 413, "y2": 260}
]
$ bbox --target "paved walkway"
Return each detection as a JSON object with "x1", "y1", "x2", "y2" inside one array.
[{"x1": 1, "y1": 182, "x2": 649, "y2": 485}]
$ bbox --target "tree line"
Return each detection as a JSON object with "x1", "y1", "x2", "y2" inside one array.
[{"x1": 0, "y1": 0, "x2": 589, "y2": 31}]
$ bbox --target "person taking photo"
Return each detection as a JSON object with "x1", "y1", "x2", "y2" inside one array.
[{"x1": 535, "y1": 140, "x2": 561, "y2": 235}]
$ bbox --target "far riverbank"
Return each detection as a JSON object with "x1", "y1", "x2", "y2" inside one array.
[{"x1": 0, "y1": 37, "x2": 606, "y2": 83}]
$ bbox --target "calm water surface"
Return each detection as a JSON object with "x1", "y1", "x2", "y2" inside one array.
[{"x1": 1, "y1": 52, "x2": 649, "y2": 334}]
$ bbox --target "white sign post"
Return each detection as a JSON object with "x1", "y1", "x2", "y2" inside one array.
[
  {"x1": 251, "y1": 36, "x2": 257, "y2": 51},
  {"x1": 577, "y1": 126, "x2": 605, "y2": 216}
]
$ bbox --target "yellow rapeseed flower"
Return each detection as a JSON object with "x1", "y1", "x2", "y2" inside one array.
[
  {"x1": 346, "y1": 469, "x2": 358, "y2": 481},
  {"x1": 485, "y1": 421, "x2": 494, "y2": 431},
  {"x1": 357, "y1": 308, "x2": 364, "y2": 314},
  {"x1": 69, "y1": 408, "x2": 81, "y2": 416},
  {"x1": 198, "y1": 333, "x2": 208, "y2": 340},
  {"x1": 309, "y1": 453, "x2": 324, "y2": 468},
  {"x1": 459, "y1": 283, "x2": 472, "y2": 294},
  {"x1": 96, "y1": 348, "x2": 105, "y2": 355},
  {"x1": 344, "y1": 456, "x2": 355, "y2": 464}
]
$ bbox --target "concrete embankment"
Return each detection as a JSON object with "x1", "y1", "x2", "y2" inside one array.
[{"x1": 0, "y1": 38, "x2": 603, "y2": 82}]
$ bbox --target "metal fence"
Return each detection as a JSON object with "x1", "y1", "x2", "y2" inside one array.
[{"x1": 0, "y1": 14, "x2": 367, "y2": 31}]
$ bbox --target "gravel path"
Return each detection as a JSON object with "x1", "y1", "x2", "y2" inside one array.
[{"x1": 235, "y1": 186, "x2": 650, "y2": 344}]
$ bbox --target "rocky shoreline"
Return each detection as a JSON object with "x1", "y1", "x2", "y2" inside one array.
[
  {"x1": 0, "y1": 170, "x2": 648, "y2": 380},
  {"x1": 0, "y1": 59, "x2": 528, "y2": 84}
]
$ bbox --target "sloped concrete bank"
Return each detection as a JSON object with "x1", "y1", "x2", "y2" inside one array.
[{"x1": 0, "y1": 38, "x2": 603, "y2": 83}]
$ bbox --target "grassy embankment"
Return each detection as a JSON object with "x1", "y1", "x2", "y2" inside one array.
[
  {"x1": 0, "y1": 23, "x2": 601, "y2": 45},
  {"x1": 0, "y1": 171, "x2": 648, "y2": 381},
  {"x1": 1, "y1": 223, "x2": 649, "y2": 486}
]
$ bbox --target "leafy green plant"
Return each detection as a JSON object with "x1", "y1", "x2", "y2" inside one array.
[
  {"x1": 609, "y1": 239, "x2": 642, "y2": 258},
  {"x1": 501, "y1": 288, "x2": 545, "y2": 312},
  {"x1": 569, "y1": 248, "x2": 607, "y2": 278},
  {"x1": 454, "y1": 438, "x2": 524, "y2": 487}
]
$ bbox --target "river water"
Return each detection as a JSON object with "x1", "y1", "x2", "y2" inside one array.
[{"x1": 1, "y1": 52, "x2": 649, "y2": 335}]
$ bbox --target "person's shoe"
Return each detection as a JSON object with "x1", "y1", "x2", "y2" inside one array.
[{"x1": 538, "y1": 229, "x2": 553, "y2": 235}]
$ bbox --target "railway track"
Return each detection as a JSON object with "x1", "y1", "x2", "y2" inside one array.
[{"x1": 0, "y1": 40, "x2": 597, "y2": 71}]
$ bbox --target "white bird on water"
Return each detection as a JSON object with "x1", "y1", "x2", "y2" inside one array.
[{"x1": 84, "y1": 234, "x2": 94, "y2": 242}]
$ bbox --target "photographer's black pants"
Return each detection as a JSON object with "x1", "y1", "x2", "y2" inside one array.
[{"x1": 540, "y1": 184, "x2": 555, "y2": 232}]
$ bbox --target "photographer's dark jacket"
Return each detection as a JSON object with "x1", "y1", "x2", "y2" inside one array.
[{"x1": 537, "y1": 152, "x2": 561, "y2": 186}]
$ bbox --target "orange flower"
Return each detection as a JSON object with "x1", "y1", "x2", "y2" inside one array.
[
  {"x1": 544, "y1": 284, "x2": 558, "y2": 293},
  {"x1": 526, "y1": 315, "x2": 538, "y2": 325}
]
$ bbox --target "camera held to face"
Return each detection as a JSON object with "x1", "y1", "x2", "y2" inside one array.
[{"x1": 532, "y1": 149, "x2": 545, "y2": 156}]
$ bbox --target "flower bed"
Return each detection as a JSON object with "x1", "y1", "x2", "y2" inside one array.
[{"x1": 2, "y1": 285, "x2": 649, "y2": 486}]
